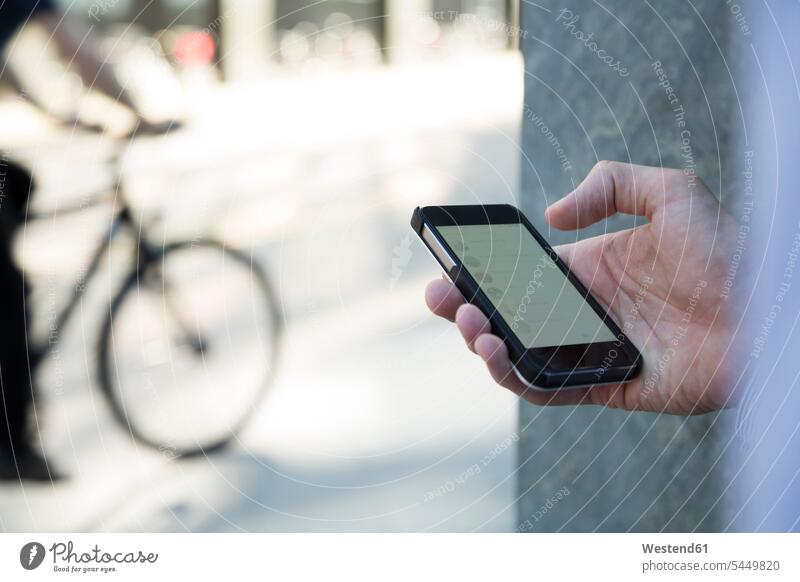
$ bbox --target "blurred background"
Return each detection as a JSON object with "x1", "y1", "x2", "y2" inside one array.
[{"x1": 0, "y1": 0, "x2": 524, "y2": 531}]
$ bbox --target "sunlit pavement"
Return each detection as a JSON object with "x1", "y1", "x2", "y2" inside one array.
[{"x1": 0, "y1": 54, "x2": 524, "y2": 532}]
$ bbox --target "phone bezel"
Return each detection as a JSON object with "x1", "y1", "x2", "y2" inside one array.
[{"x1": 412, "y1": 204, "x2": 642, "y2": 389}]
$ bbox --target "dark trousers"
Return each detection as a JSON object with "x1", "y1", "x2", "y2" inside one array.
[{"x1": 0, "y1": 156, "x2": 33, "y2": 453}]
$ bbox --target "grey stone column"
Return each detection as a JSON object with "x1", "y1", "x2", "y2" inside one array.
[{"x1": 516, "y1": 0, "x2": 748, "y2": 531}]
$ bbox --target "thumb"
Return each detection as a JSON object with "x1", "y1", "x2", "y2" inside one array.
[{"x1": 546, "y1": 161, "x2": 672, "y2": 230}]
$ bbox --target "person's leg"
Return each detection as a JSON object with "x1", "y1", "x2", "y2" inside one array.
[
  {"x1": 0, "y1": 158, "x2": 56, "y2": 480},
  {"x1": 0, "y1": 158, "x2": 33, "y2": 454},
  {"x1": 0, "y1": 240, "x2": 31, "y2": 454}
]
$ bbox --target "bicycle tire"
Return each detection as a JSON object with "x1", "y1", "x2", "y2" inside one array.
[{"x1": 98, "y1": 240, "x2": 283, "y2": 457}]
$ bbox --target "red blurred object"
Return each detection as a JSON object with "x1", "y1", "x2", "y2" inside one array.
[{"x1": 173, "y1": 31, "x2": 216, "y2": 64}]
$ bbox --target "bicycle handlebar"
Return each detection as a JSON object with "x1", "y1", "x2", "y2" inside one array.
[{"x1": 25, "y1": 117, "x2": 184, "y2": 221}]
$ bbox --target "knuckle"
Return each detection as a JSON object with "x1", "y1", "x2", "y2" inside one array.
[
  {"x1": 663, "y1": 168, "x2": 699, "y2": 197},
  {"x1": 593, "y1": 160, "x2": 613, "y2": 174}
]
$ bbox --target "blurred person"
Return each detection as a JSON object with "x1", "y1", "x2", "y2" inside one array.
[
  {"x1": 732, "y1": 0, "x2": 800, "y2": 532},
  {"x1": 0, "y1": 0, "x2": 149, "y2": 481}
]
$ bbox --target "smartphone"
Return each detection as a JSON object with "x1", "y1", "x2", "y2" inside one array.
[{"x1": 411, "y1": 204, "x2": 641, "y2": 389}]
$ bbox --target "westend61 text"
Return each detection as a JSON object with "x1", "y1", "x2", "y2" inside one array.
[{"x1": 642, "y1": 543, "x2": 708, "y2": 554}]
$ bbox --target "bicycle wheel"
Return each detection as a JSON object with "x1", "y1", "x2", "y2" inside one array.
[{"x1": 98, "y1": 240, "x2": 282, "y2": 456}]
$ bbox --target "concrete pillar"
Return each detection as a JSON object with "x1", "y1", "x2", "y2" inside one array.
[
  {"x1": 516, "y1": 0, "x2": 748, "y2": 531},
  {"x1": 384, "y1": 0, "x2": 433, "y2": 63},
  {"x1": 220, "y1": 0, "x2": 275, "y2": 81}
]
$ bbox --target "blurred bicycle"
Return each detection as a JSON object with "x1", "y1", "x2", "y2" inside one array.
[{"x1": 28, "y1": 125, "x2": 283, "y2": 457}]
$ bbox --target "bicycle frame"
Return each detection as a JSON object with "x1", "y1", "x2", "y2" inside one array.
[
  {"x1": 29, "y1": 188, "x2": 158, "y2": 370},
  {"x1": 20, "y1": 129, "x2": 284, "y2": 455}
]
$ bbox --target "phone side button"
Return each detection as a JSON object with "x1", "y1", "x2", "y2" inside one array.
[{"x1": 421, "y1": 225, "x2": 456, "y2": 270}]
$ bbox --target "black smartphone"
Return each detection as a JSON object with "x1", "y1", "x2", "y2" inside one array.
[{"x1": 411, "y1": 204, "x2": 641, "y2": 390}]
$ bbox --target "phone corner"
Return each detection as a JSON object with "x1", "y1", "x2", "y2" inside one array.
[{"x1": 409, "y1": 207, "x2": 423, "y2": 233}]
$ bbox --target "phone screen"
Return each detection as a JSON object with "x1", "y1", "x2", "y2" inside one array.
[{"x1": 437, "y1": 223, "x2": 617, "y2": 348}]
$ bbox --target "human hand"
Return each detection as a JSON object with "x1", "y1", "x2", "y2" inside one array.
[{"x1": 425, "y1": 162, "x2": 738, "y2": 415}]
